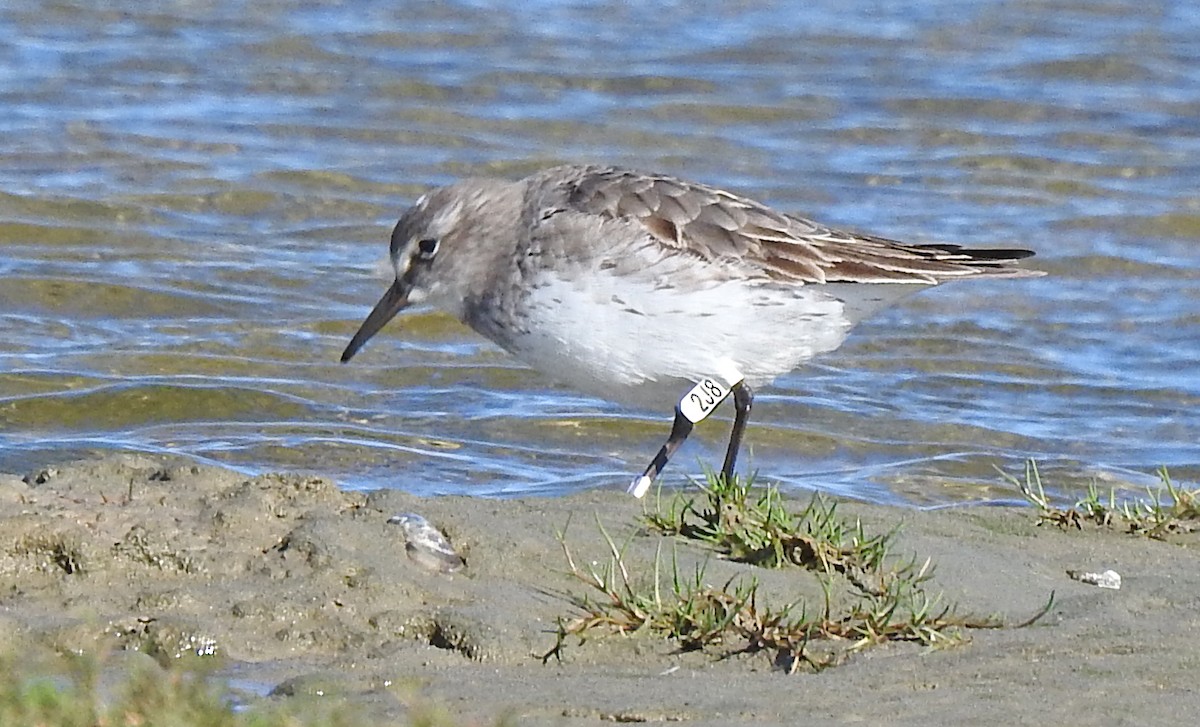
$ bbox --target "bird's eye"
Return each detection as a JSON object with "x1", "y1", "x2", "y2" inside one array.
[{"x1": 416, "y1": 237, "x2": 439, "y2": 260}]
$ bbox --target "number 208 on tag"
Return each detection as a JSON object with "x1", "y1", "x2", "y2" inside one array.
[{"x1": 679, "y1": 377, "x2": 732, "y2": 423}]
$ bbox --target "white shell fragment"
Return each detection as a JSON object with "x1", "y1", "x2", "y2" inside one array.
[
  {"x1": 388, "y1": 513, "x2": 464, "y2": 574},
  {"x1": 1067, "y1": 569, "x2": 1121, "y2": 590}
]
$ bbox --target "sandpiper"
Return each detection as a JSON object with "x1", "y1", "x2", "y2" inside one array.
[{"x1": 341, "y1": 164, "x2": 1041, "y2": 496}]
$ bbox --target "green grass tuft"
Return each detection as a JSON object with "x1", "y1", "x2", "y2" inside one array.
[
  {"x1": 548, "y1": 472, "x2": 1050, "y2": 672},
  {"x1": 641, "y1": 467, "x2": 897, "y2": 575},
  {"x1": 0, "y1": 649, "x2": 493, "y2": 727},
  {"x1": 1005, "y1": 461, "x2": 1200, "y2": 539}
]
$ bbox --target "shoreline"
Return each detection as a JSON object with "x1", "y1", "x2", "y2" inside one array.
[{"x1": 1, "y1": 453, "x2": 1195, "y2": 724}]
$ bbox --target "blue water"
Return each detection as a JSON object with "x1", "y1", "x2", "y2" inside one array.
[{"x1": 1, "y1": 0, "x2": 1198, "y2": 504}]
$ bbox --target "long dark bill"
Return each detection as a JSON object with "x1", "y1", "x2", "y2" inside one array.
[{"x1": 340, "y1": 277, "x2": 411, "y2": 362}]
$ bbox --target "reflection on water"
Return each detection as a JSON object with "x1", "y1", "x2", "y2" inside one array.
[{"x1": 1, "y1": 0, "x2": 1198, "y2": 504}]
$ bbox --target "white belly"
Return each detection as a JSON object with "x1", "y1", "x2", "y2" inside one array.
[{"x1": 497, "y1": 270, "x2": 873, "y2": 402}]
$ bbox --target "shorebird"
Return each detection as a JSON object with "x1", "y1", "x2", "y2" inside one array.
[{"x1": 341, "y1": 165, "x2": 1041, "y2": 496}]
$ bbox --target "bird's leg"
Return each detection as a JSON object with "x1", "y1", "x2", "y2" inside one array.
[
  {"x1": 719, "y1": 381, "x2": 754, "y2": 483},
  {"x1": 629, "y1": 405, "x2": 694, "y2": 496},
  {"x1": 627, "y1": 372, "x2": 743, "y2": 498}
]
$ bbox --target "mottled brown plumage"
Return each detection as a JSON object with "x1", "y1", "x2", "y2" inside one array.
[{"x1": 547, "y1": 165, "x2": 1038, "y2": 284}]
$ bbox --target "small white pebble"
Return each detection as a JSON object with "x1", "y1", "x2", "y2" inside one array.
[{"x1": 1068, "y1": 569, "x2": 1121, "y2": 590}]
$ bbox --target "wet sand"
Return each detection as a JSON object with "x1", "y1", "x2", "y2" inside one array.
[{"x1": 1, "y1": 454, "x2": 1196, "y2": 724}]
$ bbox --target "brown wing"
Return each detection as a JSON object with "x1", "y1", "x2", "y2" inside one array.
[{"x1": 552, "y1": 165, "x2": 1040, "y2": 284}]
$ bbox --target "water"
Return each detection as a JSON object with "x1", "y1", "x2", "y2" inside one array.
[{"x1": 2, "y1": 0, "x2": 1198, "y2": 505}]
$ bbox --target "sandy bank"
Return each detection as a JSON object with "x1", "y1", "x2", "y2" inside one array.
[{"x1": 0, "y1": 454, "x2": 1195, "y2": 724}]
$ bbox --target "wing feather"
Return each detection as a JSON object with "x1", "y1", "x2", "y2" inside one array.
[{"x1": 539, "y1": 165, "x2": 1041, "y2": 284}]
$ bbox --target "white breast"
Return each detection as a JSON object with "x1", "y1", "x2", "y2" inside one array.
[{"x1": 500, "y1": 269, "x2": 873, "y2": 403}]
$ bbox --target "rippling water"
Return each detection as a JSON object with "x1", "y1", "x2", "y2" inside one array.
[{"x1": 2, "y1": 0, "x2": 1198, "y2": 505}]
